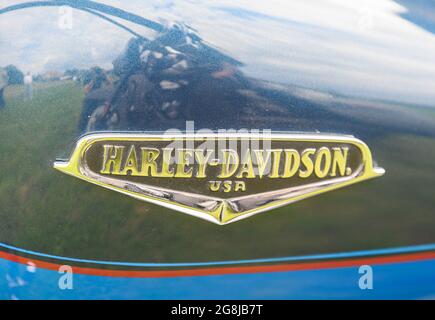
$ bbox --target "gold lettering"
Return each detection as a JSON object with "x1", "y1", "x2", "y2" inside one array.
[
  {"x1": 209, "y1": 181, "x2": 221, "y2": 192},
  {"x1": 175, "y1": 149, "x2": 194, "y2": 178},
  {"x1": 253, "y1": 150, "x2": 272, "y2": 178},
  {"x1": 100, "y1": 144, "x2": 351, "y2": 183},
  {"x1": 236, "y1": 150, "x2": 255, "y2": 179},
  {"x1": 218, "y1": 150, "x2": 239, "y2": 178},
  {"x1": 194, "y1": 149, "x2": 214, "y2": 178},
  {"x1": 158, "y1": 148, "x2": 174, "y2": 177},
  {"x1": 120, "y1": 145, "x2": 139, "y2": 175},
  {"x1": 234, "y1": 181, "x2": 246, "y2": 192},
  {"x1": 140, "y1": 148, "x2": 160, "y2": 176},
  {"x1": 100, "y1": 145, "x2": 125, "y2": 175},
  {"x1": 222, "y1": 181, "x2": 232, "y2": 193},
  {"x1": 330, "y1": 147, "x2": 349, "y2": 176},
  {"x1": 269, "y1": 149, "x2": 282, "y2": 178},
  {"x1": 314, "y1": 147, "x2": 332, "y2": 178},
  {"x1": 282, "y1": 149, "x2": 300, "y2": 178},
  {"x1": 299, "y1": 148, "x2": 315, "y2": 178}
]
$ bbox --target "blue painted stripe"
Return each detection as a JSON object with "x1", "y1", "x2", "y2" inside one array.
[
  {"x1": 3, "y1": 258, "x2": 435, "y2": 299},
  {"x1": 1, "y1": 242, "x2": 435, "y2": 268}
]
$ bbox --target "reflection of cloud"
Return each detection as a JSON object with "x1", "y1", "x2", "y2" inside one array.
[
  {"x1": 0, "y1": 1, "x2": 135, "y2": 72},
  {"x1": 1, "y1": 0, "x2": 435, "y2": 106}
]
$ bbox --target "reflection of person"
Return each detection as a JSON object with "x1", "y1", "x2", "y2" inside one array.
[
  {"x1": 78, "y1": 24, "x2": 291, "y2": 132},
  {"x1": 78, "y1": 67, "x2": 114, "y2": 132},
  {"x1": 95, "y1": 26, "x2": 249, "y2": 131},
  {"x1": 86, "y1": 101, "x2": 118, "y2": 132},
  {"x1": 82, "y1": 67, "x2": 109, "y2": 95},
  {"x1": 24, "y1": 72, "x2": 33, "y2": 100},
  {"x1": 0, "y1": 68, "x2": 8, "y2": 108}
]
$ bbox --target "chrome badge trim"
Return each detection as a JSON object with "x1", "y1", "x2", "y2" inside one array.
[{"x1": 54, "y1": 133, "x2": 385, "y2": 225}]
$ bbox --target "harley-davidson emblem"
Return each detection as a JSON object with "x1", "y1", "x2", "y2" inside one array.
[{"x1": 54, "y1": 133, "x2": 384, "y2": 225}]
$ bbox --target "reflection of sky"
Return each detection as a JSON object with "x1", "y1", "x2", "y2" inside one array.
[
  {"x1": 1, "y1": 0, "x2": 435, "y2": 106},
  {"x1": 396, "y1": 0, "x2": 435, "y2": 34}
]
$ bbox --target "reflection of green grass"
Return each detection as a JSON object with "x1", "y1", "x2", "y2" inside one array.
[
  {"x1": 0, "y1": 82, "x2": 435, "y2": 263},
  {"x1": 0, "y1": 81, "x2": 83, "y2": 243}
]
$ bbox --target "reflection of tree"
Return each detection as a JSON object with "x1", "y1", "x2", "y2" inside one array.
[
  {"x1": 5, "y1": 65, "x2": 24, "y2": 85},
  {"x1": 64, "y1": 68, "x2": 81, "y2": 78}
]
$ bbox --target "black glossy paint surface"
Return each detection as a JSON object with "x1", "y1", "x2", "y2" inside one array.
[{"x1": 0, "y1": 0, "x2": 434, "y2": 263}]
